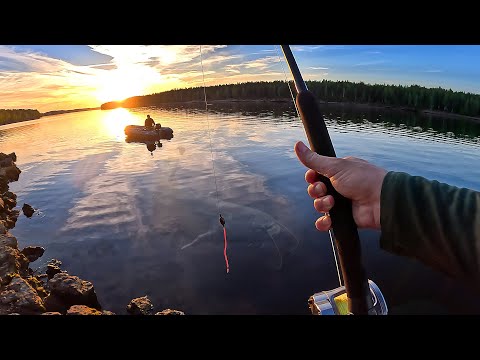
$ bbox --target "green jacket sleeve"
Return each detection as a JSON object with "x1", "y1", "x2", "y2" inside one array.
[{"x1": 379, "y1": 171, "x2": 480, "y2": 280}]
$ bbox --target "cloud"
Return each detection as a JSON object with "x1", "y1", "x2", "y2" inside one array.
[
  {"x1": 424, "y1": 69, "x2": 443, "y2": 73},
  {"x1": 308, "y1": 66, "x2": 329, "y2": 70},
  {"x1": 291, "y1": 45, "x2": 326, "y2": 52},
  {"x1": 354, "y1": 60, "x2": 386, "y2": 67},
  {"x1": 88, "y1": 45, "x2": 226, "y2": 67}
]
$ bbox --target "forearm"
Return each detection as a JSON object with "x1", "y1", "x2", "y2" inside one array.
[{"x1": 379, "y1": 171, "x2": 480, "y2": 280}]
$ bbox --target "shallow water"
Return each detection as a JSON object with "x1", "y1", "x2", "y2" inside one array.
[{"x1": 2, "y1": 102, "x2": 480, "y2": 314}]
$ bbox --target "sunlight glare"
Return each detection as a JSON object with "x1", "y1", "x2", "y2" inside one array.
[
  {"x1": 94, "y1": 65, "x2": 163, "y2": 103},
  {"x1": 101, "y1": 108, "x2": 139, "y2": 140}
]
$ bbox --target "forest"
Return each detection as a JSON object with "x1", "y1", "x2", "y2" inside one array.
[
  {"x1": 100, "y1": 80, "x2": 480, "y2": 118},
  {"x1": 0, "y1": 109, "x2": 41, "y2": 125}
]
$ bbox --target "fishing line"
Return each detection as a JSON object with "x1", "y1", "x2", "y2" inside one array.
[
  {"x1": 274, "y1": 45, "x2": 343, "y2": 287},
  {"x1": 199, "y1": 45, "x2": 230, "y2": 274}
]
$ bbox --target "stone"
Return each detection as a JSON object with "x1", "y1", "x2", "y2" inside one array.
[
  {"x1": 48, "y1": 272, "x2": 101, "y2": 310},
  {"x1": 22, "y1": 203, "x2": 35, "y2": 218},
  {"x1": 0, "y1": 275, "x2": 45, "y2": 314},
  {"x1": 0, "y1": 221, "x2": 6, "y2": 235},
  {"x1": 66, "y1": 305, "x2": 102, "y2": 315},
  {"x1": 101, "y1": 310, "x2": 116, "y2": 315},
  {"x1": 46, "y1": 264, "x2": 62, "y2": 279},
  {"x1": 21, "y1": 246, "x2": 45, "y2": 262},
  {"x1": 41, "y1": 312, "x2": 62, "y2": 315},
  {"x1": 155, "y1": 309, "x2": 185, "y2": 315},
  {"x1": 126, "y1": 296, "x2": 154, "y2": 315},
  {"x1": 0, "y1": 165, "x2": 21, "y2": 182},
  {"x1": 0, "y1": 158, "x2": 13, "y2": 168}
]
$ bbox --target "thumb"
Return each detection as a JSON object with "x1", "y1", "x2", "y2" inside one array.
[{"x1": 294, "y1": 141, "x2": 340, "y2": 178}]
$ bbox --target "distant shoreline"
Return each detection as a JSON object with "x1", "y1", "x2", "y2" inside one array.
[
  {"x1": 0, "y1": 107, "x2": 100, "y2": 127},
  {"x1": 113, "y1": 98, "x2": 480, "y2": 123},
  {"x1": 3, "y1": 101, "x2": 480, "y2": 128}
]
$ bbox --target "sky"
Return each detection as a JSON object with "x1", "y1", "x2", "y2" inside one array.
[{"x1": 1, "y1": 45, "x2": 480, "y2": 112}]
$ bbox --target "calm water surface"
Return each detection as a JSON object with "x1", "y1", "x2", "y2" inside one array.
[{"x1": 2, "y1": 102, "x2": 480, "y2": 314}]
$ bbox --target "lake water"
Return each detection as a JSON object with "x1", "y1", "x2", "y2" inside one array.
[{"x1": 2, "y1": 102, "x2": 480, "y2": 314}]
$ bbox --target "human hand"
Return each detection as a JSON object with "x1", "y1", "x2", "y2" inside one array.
[{"x1": 294, "y1": 141, "x2": 387, "y2": 232}]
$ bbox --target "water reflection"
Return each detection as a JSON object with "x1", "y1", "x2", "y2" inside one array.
[{"x1": 2, "y1": 102, "x2": 480, "y2": 314}]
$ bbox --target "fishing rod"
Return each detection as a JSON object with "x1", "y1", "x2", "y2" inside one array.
[{"x1": 280, "y1": 45, "x2": 387, "y2": 315}]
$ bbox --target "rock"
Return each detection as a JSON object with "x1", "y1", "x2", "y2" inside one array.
[
  {"x1": 4, "y1": 219, "x2": 15, "y2": 229},
  {"x1": 41, "y1": 312, "x2": 62, "y2": 315},
  {"x1": 48, "y1": 273, "x2": 101, "y2": 310},
  {"x1": 67, "y1": 305, "x2": 102, "y2": 315},
  {"x1": 10, "y1": 209, "x2": 20, "y2": 220},
  {"x1": 0, "y1": 197, "x2": 4, "y2": 212},
  {"x1": 0, "y1": 158, "x2": 13, "y2": 168},
  {"x1": 126, "y1": 296, "x2": 154, "y2": 315},
  {"x1": 0, "y1": 177, "x2": 8, "y2": 193},
  {"x1": 0, "y1": 165, "x2": 21, "y2": 182},
  {"x1": 102, "y1": 310, "x2": 116, "y2": 315},
  {"x1": 0, "y1": 152, "x2": 16, "y2": 162},
  {"x1": 21, "y1": 246, "x2": 45, "y2": 262},
  {"x1": 155, "y1": 309, "x2": 185, "y2": 315},
  {"x1": 0, "y1": 221, "x2": 6, "y2": 235},
  {"x1": 46, "y1": 264, "x2": 62, "y2": 279},
  {"x1": 0, "y1": 233, "x2": 29, "y2": 284},
  {"x1": 7, "y1": 153, "x2": 16, "y2": 162},
  {"x1": 4, "y1": 191, "x2": 16, "y2": 201},
  {"x1": 43, "y1": 293, "x2": 68, "y2": 313},
  {"x1": 0, "y1": 232, "x2": 18, "y2": 249},
  {"x1": 3, "y1": 197, "x2": 16, "y2": 209},
  {"x1": 22, "y1": 203, "x2": 35, "y2": 218},
  {"x1": 0, "y1": 275, "x2": 45, "y2": 314},
  {"x1": 25, "y1": 276, "x2": 48, "y2": 298}
]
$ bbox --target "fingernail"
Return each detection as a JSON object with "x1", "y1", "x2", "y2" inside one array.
[
  {"x1": 322, "y1": 216, "x2": 330, "y2": 224},
  {"x1": 315, "y1": 182, "x2": 323, "y2": 194},
  {"x1": 297, "y1": 141, "x2": 308, "y2": 154}
]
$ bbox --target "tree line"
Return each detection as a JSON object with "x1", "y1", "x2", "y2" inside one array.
[
  {"x1": 0, "y1": 109, "x2": 41, "y2": 125},
  {"x1": 101, "y1": 80, "x2": 480, "y2": 117}
]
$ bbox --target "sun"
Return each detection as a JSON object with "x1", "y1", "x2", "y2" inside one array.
[{"x1": 94, "y1": 64, "x2": 163, "y2": 103}]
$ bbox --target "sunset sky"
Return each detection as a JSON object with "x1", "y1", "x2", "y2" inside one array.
[{"x1": 1, "y1": 45, "x2": 480, "y2": 112}]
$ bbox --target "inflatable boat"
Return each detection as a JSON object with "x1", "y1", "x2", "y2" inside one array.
[{"x1": 124, "y1": 124, "x2": 174, "y2": 140}]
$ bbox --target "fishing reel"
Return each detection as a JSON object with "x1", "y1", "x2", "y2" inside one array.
[{"x1": 308, "y1": 279, "x2": 388, "y2": 315}]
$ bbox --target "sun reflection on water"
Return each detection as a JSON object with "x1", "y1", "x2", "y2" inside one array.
[{"x1": 101, "y1": 108, "x2": 141, "y2": 141}]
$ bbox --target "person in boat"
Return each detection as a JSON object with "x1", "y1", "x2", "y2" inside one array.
[
  {"x1": 144, "y1": 115, "x2": 155, "y2": 130},
  {"x1": 294, "y1": 140, "x2": 480, "y2": 282}
]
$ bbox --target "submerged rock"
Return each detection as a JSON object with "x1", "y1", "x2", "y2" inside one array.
[
  {"x1": 22, "y1": 203, "x2": 35, "y2": 218},
  {"x1": 155, "y1": 309, "x2": 185, "y2": 315},
  {"x1": 21, "y1": 246, "x2": 45, "y2": 262},
  {"x1": 126, "y1": 296, "x2": 154, "y2": 315}
]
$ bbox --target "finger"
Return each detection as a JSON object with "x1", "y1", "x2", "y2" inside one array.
[
  {"x1": 305, "y1": 169, "x2": 319, "y2": 184},
  {"x1": 307, "y1": 182, "x2": 327, "y2": 198},
  {"x1": 294, "y1": 141, "x2": 340, "y2": 177},
  {"x1": 315, "y1": 215, "x2": 331, "y2": 231},
  {"x1": 314, "y1": 196, "x2": 334, "y2": 213}
]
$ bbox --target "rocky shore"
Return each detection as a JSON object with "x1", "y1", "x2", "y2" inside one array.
[{"x1": 0, "y1": 152, "x2": 184, "y2": 315}]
